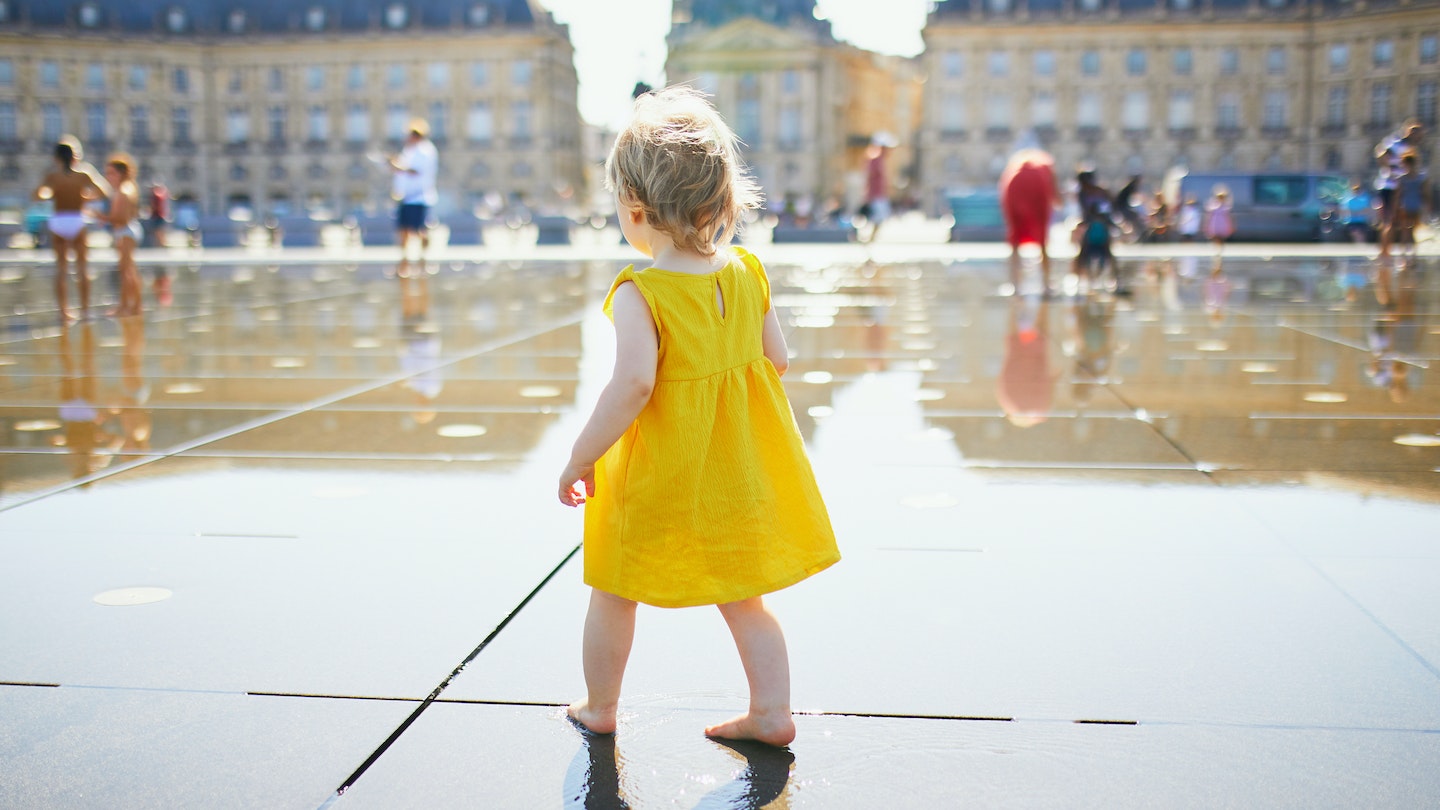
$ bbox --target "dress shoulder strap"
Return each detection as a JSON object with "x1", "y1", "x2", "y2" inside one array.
[
  {"x1": 729, "y1": 247, "x2": 772, "y2": 312},
  {"x1": 603, "y1": 265, "x2": 662, "y2": 327}
]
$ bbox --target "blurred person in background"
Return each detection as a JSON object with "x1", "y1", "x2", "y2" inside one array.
[
  {"x1": 34, "y1": 137, "x2": 110, "y2": 321},
  {"x1": 999, "y1": 148, "x2": 1059, "y2": 294}
]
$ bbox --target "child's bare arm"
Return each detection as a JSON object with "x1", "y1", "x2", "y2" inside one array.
[
  {"x1": 761, "y1": 306, "x2": 788, "y2": 376},
  {"x1": 558, "y1": 282, "x2": 658, "y2": 506}
]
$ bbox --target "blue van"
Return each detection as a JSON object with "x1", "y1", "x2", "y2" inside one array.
[{"x1": 1162, "y1": 170, "x2": 1349, "y2": 241}]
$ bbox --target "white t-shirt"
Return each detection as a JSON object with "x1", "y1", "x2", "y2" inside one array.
[{"x1": 393, "y1": 139, "x2": 439, "y2": 206}]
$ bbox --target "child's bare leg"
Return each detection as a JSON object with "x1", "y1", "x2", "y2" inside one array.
[
  {"x1": 74, "y1": 237, "x2": 90, "y2": 316},
  {"x1": 570, "y1": 588, "x2": 636, "y2": 735},
  {"x1": 706, "y1": 596, "x2": 796, "y2": 747},
  {"x1": 52, "y1": 238, "x2": 72, "y2": 319}
]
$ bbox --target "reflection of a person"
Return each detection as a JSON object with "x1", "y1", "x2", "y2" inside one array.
[
  {"x1": 400, "y1": 273, "x2": 441, "y2": 425},
  {"x1": 1070, "y1": 294, "x2": 1114, "y2": 408},
  {"x1": 997, "y1": 296, "x2": 1056, "y2": 427},
  {"x1": 859, "y1": 260, "x2": 890, "y2": 372},
  {"x1": 697, "y1": 738, "x2": 796, "y2": 809},
  {"x1": 567, "y1": 731, "x2": 795, "y2": 809},
  {"x1": 58, "y1": 323, "x2": 121, "y2": 479},
  {"x1": 1367, "y1": 259, "x2": 1424, "y2": 402},
  {"x1": 1203, "y1": 258, "x2": 1230, "y2": 324},
  {"x1": 112, "y1": 313, "x2": 152, "y2": 455},
  {"x1": 569, "y1": 730, "x2": 632, "y2": 810}
]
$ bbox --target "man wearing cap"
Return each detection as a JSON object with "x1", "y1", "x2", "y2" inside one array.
[{"x1": 389, "y1": 119, "x2": 439, "y2": 261}]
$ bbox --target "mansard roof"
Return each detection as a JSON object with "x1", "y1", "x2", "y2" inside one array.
[{"x1": 0, "y1": 0, "x2": 546, "y2": 34}]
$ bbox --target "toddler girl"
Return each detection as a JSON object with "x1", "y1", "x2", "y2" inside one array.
[
  {"x1": 1203, "y1": 186, "x2": 1235, "y2": 256},
  {"x1": 557, "y1": 87, "x2": 840, "y2": 747}
]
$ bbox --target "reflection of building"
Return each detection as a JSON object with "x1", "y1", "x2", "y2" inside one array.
[
  {"x1": 918, "y1": 0, "x2": 1440, "y2": 213},
  {"x1": 666, "y1": 0, "x2": 924, "y2": 210},
  {"x1": 0, "y1": 1, "x2": 584, "y2": 219}
]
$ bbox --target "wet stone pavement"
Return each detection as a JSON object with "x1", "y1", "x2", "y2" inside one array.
[{"x1": 1, "y1": 249, "x2": 1438, "y2": 808}]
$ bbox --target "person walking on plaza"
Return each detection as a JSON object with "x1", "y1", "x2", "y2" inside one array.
[
  {"x1": 1341, "y1": 183, "x2": 1375, "y2": 243},
  {"x1": 1373, "y1": 122, "x2": 1425, "y2": 259},
  {"x1": 102, "y1": 154, "x2": 144, "y2": 316},
  {"x1": 1114, "y1": 174, "x2": 1145, "y2": 239},
  {"x1": 146, "y1": 180, "x2": 170, "y2": 248},
  {"x1": 859, "y1": 136, "x2": 893, "y2": 244},
  {"x1": 1074, "y1": 170, "x2": 1119, "y2": 291},
  {"x1": 388, "y1": 119, "x2": 438, "y2": 262},
  {"x1": 998, "y1": 148, "x2": 1059, "y2": 294},
  {"x1": 1203, "y1": 186, "x2": 1236, "y2": 262},
  {"x1": 557, "y1": 87, "x2": 840, "y2": 747},
  {"x1": 1148, "y1": 191, "x2": 1171, "y2": 242},
  {"x1": 34, "y1": 137, "x2": 110, "y2": 322},
  {"x1": 1392, "y1": 152, "x2": 1430, "y2": 261},
  {"x1": 1177, "y1": 195, "x2": 1201, "y2": 242}
]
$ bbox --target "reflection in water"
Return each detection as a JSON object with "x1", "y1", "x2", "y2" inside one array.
[
  {"x1": 996, "y1": 296, "x2": 1054, "y2": 427},
  {"x1": 1203, "y1": 257, "x2": 1230, "y2": 324},
  {"x1": 566, "y1": 726, "x2": 632, "y2": 810},
  {"x1": 56, "y1": 316, "x2": 153, "y2": 480},
  {"x1": 399, "y1": 272, "x2": 442, "y2": 426},
  {"x1": 113, "y1": 314, "x2": 152, "y2": 454},
  {"x1": 1068, "y1": 293, "x2": 1115, "y2": 409},
  {"x1": 694, "y1": 738, "x2": 796, "y2": 809},
  {"x1": 1366, "y1": 259, "x2": 1426, "y2": 402},
  {"x1": 57, "y1": 323, "x2": 121, "y2": 479},
  {"x1": 565, "y1": 728, "x2": 795, "y2": 809}
]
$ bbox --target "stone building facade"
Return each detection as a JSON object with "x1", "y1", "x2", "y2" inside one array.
[
  {"x1": 918, "y1": 0, "x2": 1440, "y2": 213},
  {"x1": 0, "y1": 0, "x2": 584, "y2": 222},
  {"x1": 665, "y1": 0, "x2": 924, "y2": 213}
]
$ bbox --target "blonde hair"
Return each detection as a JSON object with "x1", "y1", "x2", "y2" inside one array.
[
  {"x1": 605, "y1": 86, "x2": 762, "y2": 256},
  {"x1": 106, "y1": 152, "x2": 135, "y2": 180}
]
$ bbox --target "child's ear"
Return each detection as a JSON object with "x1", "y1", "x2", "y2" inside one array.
[{"x1": 627, "y1": 203, "x2": 646, "y2": 225}]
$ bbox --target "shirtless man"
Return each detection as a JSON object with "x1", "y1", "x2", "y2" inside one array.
[{"x1": 34, "y1": 137, "x2": 110, "y2": 321}]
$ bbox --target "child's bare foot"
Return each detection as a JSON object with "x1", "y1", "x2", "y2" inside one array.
[
  {"x1": 567, "y1": 700, "x2": 617, "y2": 735},
  {"x1": 704, "y1": 710, "x2": 796, "y2": 747}
]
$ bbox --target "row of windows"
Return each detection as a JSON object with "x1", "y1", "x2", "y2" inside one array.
[
  {"x1": 26, "y1": 3, "x2": 499, "y2": 34},
  {"x1": 210, "y1": 158, "x2": 533, "y2": 185},
  {"x1": 4, "y1": 80, "x2": 1431, "y2": 148},
  {"x1": 0, "y1": 59, "x2": 537, "y2": 94},
  {"x1": 974, "y1": 0, "x2": 1301, "y2": 11},
  {"x1": 937, "y1": 34, "x2": 1440, "y2": 79},
  {"x1": 220, "y1": 103, "x2": 535, "y2": 144},
  {"x1": 934, "y1": 81, "x2": 1439, "y2": 131},
  {"x1": 0, "y1": 100, "x2": 544, "y2": 145}
]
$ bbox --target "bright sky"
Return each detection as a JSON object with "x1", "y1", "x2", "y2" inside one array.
[{"x1": 541, "y1": 0, "x2": 931, "y2": 130}]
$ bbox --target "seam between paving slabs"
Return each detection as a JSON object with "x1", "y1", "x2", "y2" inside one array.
[{"x1": 315, "y1": 542, "x2": 581, "y2": 809}]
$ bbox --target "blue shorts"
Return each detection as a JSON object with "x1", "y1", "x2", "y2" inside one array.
[{"x1": 396, "y1": 203, "x2": 429, "y2": 231}]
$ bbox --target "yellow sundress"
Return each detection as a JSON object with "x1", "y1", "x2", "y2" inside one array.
[{"x1": 583, "y1": 247, "x2": 840, "y2": 608}]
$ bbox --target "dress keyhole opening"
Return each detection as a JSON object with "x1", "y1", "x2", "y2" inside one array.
[{"x1": 714, "y1": 278, "x2": 727, "y2": 320}]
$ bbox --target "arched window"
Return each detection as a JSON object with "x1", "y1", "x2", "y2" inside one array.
[
  {"x1": 306, "y1": 7, "x2": 326, "y2": 31},
  {"x1": 228, "y1": 9, "x2": 246, "y2": 33},
  {"x1": 468, "y1": 4, "x2": 490, "y2": 26},
  {"x1": 78, "y1": 2, "x2": 101, "y2": 28},
  {"x1": 166, "y1": 7, "x2": 186, "y2": 33}
]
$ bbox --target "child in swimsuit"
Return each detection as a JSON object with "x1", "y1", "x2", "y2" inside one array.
[
  {"x1": 103, "y1": 153, "x2": 144, "y2": 316},
  {"x1": 34, "y1": 137, "x2": 110, "y2": 321},
  {"x1": 558, "y1": 87, "x2": 840, "y2": 746}
]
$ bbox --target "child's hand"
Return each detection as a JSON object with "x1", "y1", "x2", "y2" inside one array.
[{"x1": 558, "y1": 461, "x2": 595, "y2": 507}]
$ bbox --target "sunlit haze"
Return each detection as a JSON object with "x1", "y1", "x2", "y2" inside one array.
[{"x1": 542, "y1": 0, "x2": 931, "y2": 130}]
